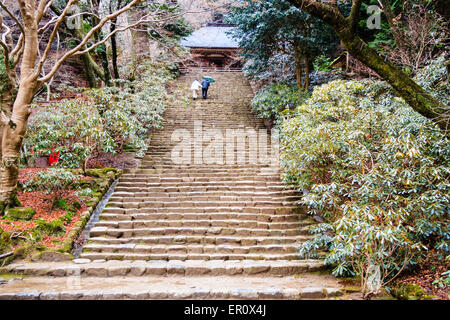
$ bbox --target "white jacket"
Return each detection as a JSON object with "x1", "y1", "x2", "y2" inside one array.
[{"x1": 191, "y1": 80, "x2": 202, "y2": 91}]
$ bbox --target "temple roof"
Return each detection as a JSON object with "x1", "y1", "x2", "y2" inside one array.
[{"x1": 180, "y1": 26, "x2": 240, "y2": 49}]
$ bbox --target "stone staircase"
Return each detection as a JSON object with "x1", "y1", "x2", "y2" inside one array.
[
  {"x1": 80, "y1": 72, "x2": 317, "y2": 266},
  {"x1": 0, "y1": 72, "x2": 347, "y2": 300}
]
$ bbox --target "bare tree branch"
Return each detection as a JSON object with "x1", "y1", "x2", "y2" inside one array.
[
  {"x1": 11, "y1": 35, "x2": 24, "y2": 67},
  {"x1": 0, "y1": 20, "x2": 10, "y2": 71},
  {"x1": 34, "y1": 0, "x2": 78, "y2": 79},
  {"x1": 36, "y1": 0, "x2": 54, "y2": 24},
  {"x1": 17, "y1": 0, "x2": 35, "y2": 25},
  {"x1": 75, "y1": 10, "x2": 187, "y2": 55},
  {"x1": 0, "y1": 1, "x2": 26, "y2": 35},
  {"x1": 348, "y1": 0, "x2": 364, "y2": 31},
  {"x1": 38, "y1": 0, "x2": 143, "y2": 84}
]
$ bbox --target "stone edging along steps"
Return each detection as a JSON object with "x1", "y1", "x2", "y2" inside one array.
[
  {"x1": 0, "y1": 72, "x2": 349, "y2": 300},
  {"x1": 0, "y1": 274, "x2": 347, "y2": 300}
]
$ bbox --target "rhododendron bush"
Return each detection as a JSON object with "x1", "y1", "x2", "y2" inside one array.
[
  {"x1": 24, "y1": 61, "x2": 176, "y2": 168},
  {"x1": 279, "y1": 56, "x2": 449, "y2": 296}
]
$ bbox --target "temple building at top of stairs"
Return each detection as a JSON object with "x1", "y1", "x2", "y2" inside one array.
[{"x1": 180, "y1": 23, "x2": 243, "y2": 72}]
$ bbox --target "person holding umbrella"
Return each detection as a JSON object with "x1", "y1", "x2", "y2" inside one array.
[{"x1": 202, "y1": 76, "x2": 215, "y2": 99}]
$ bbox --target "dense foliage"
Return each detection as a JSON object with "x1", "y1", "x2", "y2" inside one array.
[
  {"x1": 358, "y1": 0, "x2": 448, "y2": 74},
  {"x1": 25, "y1": 61, "x2": 177, "y2": 168},
  {"x1": 279, "y1": 57, "x2": 449, "y2": 295},
  {"x1": 227, "y1": 0, "x2": 337, "y2": 87},
  {"x1": 251, "y1": 82, "x2": 308, "y2": 125},
  {"x1": 23, "y1": 169, "x2": 82, "y2": 207}
]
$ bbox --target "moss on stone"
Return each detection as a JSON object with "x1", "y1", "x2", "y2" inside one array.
[
  {"x1": 4, "y1": 208, "x2": 36, "y2": 221},
  {"x1": 92, "y1": 192, "x2": 103, "y2": 199},
  {"x1": 71, "y1": 201, "x2": 81, "y2": 210},
  {"x1": 85, "y1": 168, "x2": 119, "y2": 178},
  {"x1": 392, "y1": 283, "x2": 437, "y2": 300},
  {"x1": 11, "y1": 194, "x2": 22, "y2": 208},
  {"x1": 0, "y1": 231, "x2": 12, "y2": 254},
  {"x1": 54, "y1": 199, "x2": 68, "y2": 209},
  {"x1": 36, "y1": 219, "x2": 65, "y2": 237}
]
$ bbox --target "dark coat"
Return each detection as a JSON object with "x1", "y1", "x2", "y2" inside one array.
[{"x1": 201, "y1": 79, "x2": 210, "y2": 89}]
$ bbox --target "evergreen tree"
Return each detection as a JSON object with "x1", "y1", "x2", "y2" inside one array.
[{"x1": 227, "y1": 0, "x2": 338, "y2": 89}]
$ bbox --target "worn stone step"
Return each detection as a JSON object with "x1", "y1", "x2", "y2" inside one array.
[
  {"x1": 113, "y1": 185, "x2": 294, "y2": 193},
  {"x1": 116, "y1": 180, "x2": 286, "y2": 186},
  {"x1": 111, "y1": 190, "x2": 299, "y2": 198},
  {"x1": 85, "y1": 235, "x2": 310, "y2": 245},
  {"x1": 118, "y1": 176, "x2": 282, "y2": 183},
  {"x1": 78, "y1": 252, "x2": 305, "y2": 261},
  {"x1": 0, "y1": 260, "x2": 325, "y2": 278},
  {"x1": 98, "y1": 212, "x2": 307, "y2": 223},
  {"x1": 107, "y1": 196, "x2": 300, "y2": 204},
  {"x1": 94, "y1": 219, "x2": 307, "y2": 230},
  {"x1": 82, "y1": 243, "x2": 302, "y2": 254},
  {"x1": 89, "y1": 226, "x2": 307, "y2": 238},
  {"x1": 101, "y1": 206, "x2": 306, "y2": 215},
  {"x1": 0, "y1": 272, "x2": 345, "y2": 300}
]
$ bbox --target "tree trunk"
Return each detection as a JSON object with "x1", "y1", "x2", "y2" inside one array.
[
  {"x1": 294, "y1": 47, "x2": 304, "y2": 89},
  {"x1": 304, "y1": 54, "x2": 310, "y2": 89},
  {"x1": 111, "y1": 32, "x2": 120, "y2": 79},
  {"x1": 80, "y1": 53, "x2": 98, "y2": 88},
  {"x1": 0, "y1": 85, "x2": 34, "y2": 213},
  {"x1": 338, "y1": 27, "x2": 447, "y2": 130},
  {"x1": 91, "y1": 0, "x2": 111, "y2": 86},
  {"x1": 98, "y1": 45, "x2": 112, "y2": 86},
  {"x1": 287, "y1": 0, "x2": 449, "y2": 132},
  {"x1": 110, "y1": 0, "x2": 121, "y2": 79},
  {"x1": 50, "y1": 4, "x2": 105, "y2": 88}
]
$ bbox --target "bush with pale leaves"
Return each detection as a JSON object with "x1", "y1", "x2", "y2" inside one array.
[{"x1": 280, "y1": 57, "x2": 449, "y2": 296}]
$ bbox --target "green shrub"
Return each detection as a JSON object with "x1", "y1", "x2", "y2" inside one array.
[
  {"x1": 313, "y1": 55, "x2": 334, "y2": 72},
  {"x1": 24, "y1": 61, "x2": 176, "y2": 166},
  {"x1": 54, "y1": 199, "x2": 68, "y2": 210},
  {"x1": 251, "y1": 82, "x2": 308, "y2": 125},
  {"x1": 25, "y1": 99, "x2": 115, "y2": 169},
  {"x1": 23, "y1": 169, "x2": 81, "y2": 208},
  {"x1": 280, "y1": 57, "x2": 449, "y2": 297},
  {"x1": 61, "y1": 210, "x2": 76, "y2": 224},
  {"x1": 87, "y1": 61, "x2": 174, "y2": 158}
]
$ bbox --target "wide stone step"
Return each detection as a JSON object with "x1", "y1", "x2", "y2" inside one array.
[
  {"x1": 115, "y1": 184, "x2": 289, "y2": 192},
  {"x1": 0, "y1": 259, "x2": 327, "y2": 278},
  {"x1": 114, "y1": 185, "x2": 294, "y2": 193},
  {"x1": 122, "y1": 169, "x2": 282, "y2": 175},
  {"x1": 115, "y1": 179, "x2": 290, "y2": 186},
  {"x1": 85, "y1": 235, "x2": 311, "y2": 245},
  {"x1": 82, "y1": 243, "x2": 302, "y2": 254},
  {"x1": 134, "y1": 164, "x2": 279, "y2": 169},
  {"x1": 101, "y1": 206, "x2": 305, "y2": 215},
  {"x1": 98, "y1": 212, "x2": 306, "y2": 223},
  {"x1": 108, "y1": 196, "x2": 300, "y2": 204},
  {"x1": 105, "y1": 203, "x2": 298, "y2": 211},
  {"x1": 118, "y1": 176, "x2": 282, "y2": 182},
  {"x1": 94, "y1": 219, "x2": 307, "y2": 230},
  {"x1": 111, "y1": 190, "x2": 299, "y2": 198},
  {"x1": 89, "y1": 226, "x2": 307, "y2": 238},
  {"x1": 78, "y1": 252, "x2": 304, "y2": 261},
  {"x1": 0, "y1": 276, "x2": 344, "y2": 300}
]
